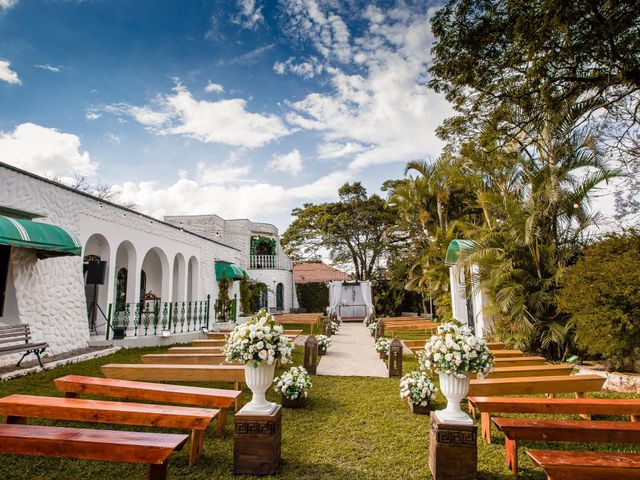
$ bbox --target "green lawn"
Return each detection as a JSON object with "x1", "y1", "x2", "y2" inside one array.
[{"x1": 0, "y1": 345, "x2": 636, "y2": 479}]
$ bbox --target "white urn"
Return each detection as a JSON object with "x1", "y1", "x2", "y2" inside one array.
[
  {"x1": 436, "y1": 371, "x2": 472, "y2": 424},
  {"x1": 243, "y1": 363, "x2": 277, "y2": 413}
]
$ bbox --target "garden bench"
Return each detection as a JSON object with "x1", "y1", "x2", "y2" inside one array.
[
  {"x1": 191, "y1": 339, "x2": 225, "y2": 347},
  {"x1": 0, "y1": 324, "x2": 47, "y2": 368},
  {"x1": 54, "y1": 375, "x2": 241, "y2": 434},
  {"x1": 468, "y1": 374, "x2": 604, "y2": 397},
  {"x1": 479, "y1": 364, "x2": 573, "y2": 379},
  {"x1": 468, "y1": 396, "x2": 640, "y2": 443},
  {"x1": 169, "y1": 346, "x2": 223, "y2": 354},
  {"x1": 487, "y1": 342, "x2": 505, "y2": 349},
  {"x1": 0, "y1": 423, "x2": 187, "y2": 480},
  {"x1": 101, "y1": 364, "x2": 244, "y2": 386},
  {"x1": 0, "y1": 394, "x2": 217, "y2": 465},
  {"x1": 527, "y1": 449, "x2": 640, "y2": 480},
  {"x1": 493, "y1": 356, "x2": 546, "y2": 368},
  {"x1": 490, "y1": 349, "x2": 525, "y2": 358},
  {"x1": 142, "y1": 353, "x2": 226, "y2": 365},
  {"x1": 493, "y1": 417, "x2": 640, "y2": 475}
]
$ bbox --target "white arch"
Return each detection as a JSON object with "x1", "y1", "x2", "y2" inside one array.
[
  {"x1": 114, "y1": 240, "x2": 137, "y2": 305},
  {"x1": 141, "y1": 247, "x2": 170, "y2": 302},
  {"x1": 172, "y1": 253, "x2": 186, "y2": 302},
  {"x1": 187, "y1": 256, "x2": 199, "y2": 301},
  {"x1": 83, "y1": 233, "x2": 111, "y2": 329}
]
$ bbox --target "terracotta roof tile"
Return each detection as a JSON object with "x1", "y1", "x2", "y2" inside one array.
[{"x1": 293, "y1": 262, "x2": 352, "y2": 284}]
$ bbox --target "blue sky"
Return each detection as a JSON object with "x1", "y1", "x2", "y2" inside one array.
[{"x1": 1, "y1": 0, "x2": 452, "y2": 231}]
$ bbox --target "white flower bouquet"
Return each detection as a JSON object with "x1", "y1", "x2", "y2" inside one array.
[
  {"x1": 273, "y1": 365, "x2": 312, "y2": 400},
  {"x1": 330, "y1": 321, "x2": 340, "y2": 334},
  {"x1": 222, "y1": 309, "x2": 294, "y2": 367},
  {"x1": 400, "y1": 371, "x2": 438, "y2": 407},
  {"x1": 363, "y1": 313, "x2": 376, "y2": 326},
  {"x1": 420, "y1": 322, "x2": 493, "y2": 377},
  {"x1": 316, "y1": 335, "x2": 331, "y2": 349},
  {"x1": 375, "y1": 337, "x2": 389, "y2": 354},
  {"x1": 367, "y1": 321, "x2": 377, "y2": 335}
]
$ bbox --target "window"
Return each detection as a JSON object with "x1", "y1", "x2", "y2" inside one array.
[{"x1": 0, "y1": 246, "x2": 9, "y2": 316}]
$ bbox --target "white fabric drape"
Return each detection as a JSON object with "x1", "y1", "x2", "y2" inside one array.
[
  {"x1": 328, "y1": 281, "x2": 343, "y2": 313},
  {"x1": 360, "y1": 281, "x2": 373, "y2": 314}
]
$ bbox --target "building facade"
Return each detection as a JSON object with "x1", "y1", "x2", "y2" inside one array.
[{"x1": 0, "y1": 162, "x2": 295, "y2": 367}]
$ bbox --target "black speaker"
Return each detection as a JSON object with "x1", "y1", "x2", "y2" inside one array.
[
  {"x1": 112, "y1": 326, "x2": 126, "y2": 340},
  {"x1": 86, "y1": 260, "x2": 107, "y2": 285}
]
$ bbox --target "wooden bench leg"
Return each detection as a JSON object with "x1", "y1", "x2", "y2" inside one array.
[
  {"x1": 189, "y1": 429, "x2": 205, "y2": 466},
  {"x1": 148, "y1": 462, "x2": 168, "y2": 480},
  {"x1": 505, "y1": 438, "x2": 518, "y2": 476},
  {"x1": 64, "y1": 392, "x2": 79, "y2": 398},
  {"x1": 575, "y1": 392, "x2": 591, "y2": 419},
  {"x1": 215, "y1": 408, "x2": 227, "y2": 436},
  {"x1": 631, "y1": 415, "x2": 639, "y2": 422},
  {"x1": 6, "y1": 415, "x2": 27, "y2": 425},
  {"x1": 481, "y1": 412, "x2": 492, "y2": 443}
]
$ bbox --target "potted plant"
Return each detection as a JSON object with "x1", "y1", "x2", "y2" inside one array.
[
  {"x1": 375, "y1": 337, "x2": 390, "y2": 359},
  {"x1": 400, "y1": 371, "x2": 438, "y2": 414},
  {"x1": 420, "y1": 322, "x2": 493, "y2": 422},
  {"x1": 330, "y1": 321, "x2": 340, "y2": 334},
  {"x1": 367, "y1": 321, "x2": 377, "y2": 337},
  {"x1": 316, "y1": 335, "x2": 331, "y2": 355},
  {"x1": 222, "y1": 309, "x2": 294, "y2": 413},
  {"x1": 273, "y1": 366, "x2": 312, "y2": 408}
]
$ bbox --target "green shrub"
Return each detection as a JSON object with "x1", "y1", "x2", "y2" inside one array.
[
  {"x1": 296, "y1": 282, "x2": 328, "y2": 312},
  {"x1": 558, "y1": 232, "x2": 640, "y2": 367}
]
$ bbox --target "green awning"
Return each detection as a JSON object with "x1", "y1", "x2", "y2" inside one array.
[
  {"x1": 215, "y1": 261, "x2": 247, "y2": 281},
  {"x1": 444, "y1": 239, "x2": 477, "y2": 266},
  {"x1": 0, "y1": 215, "x2": 81, "y2": 259}
]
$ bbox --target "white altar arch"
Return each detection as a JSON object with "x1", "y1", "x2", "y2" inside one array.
[{"x1": 328, "y1": 280, "x2": 373, "y2": 321}]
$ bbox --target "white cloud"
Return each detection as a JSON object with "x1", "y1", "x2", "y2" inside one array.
[
  {"x1": 268, "y1": 149, "x2": 303, "y2": 176},
  {"x1": 220, "y1": 43, "x2": 275, "y2": 66},
  {"x1": 105, "y1": 133, "x2": 121, "y2": 144},
  {"x1": 102, "y1": 83, "x2": 290, "y2": 148},
  {"x1": 0, "y1": 0, "x2": 18, "y2": 10},
  {"x1": 0, "y1": 59, "x2": 20, "y2": 85},
  {"x1": 35, "y1": 64, "x2": 62, "y2": 73},
  {"x1": 196, "y1": 153, "x2": 252, "y2": 185},
  {"x1": 85, "y1": 111, "x2": 101, "y2": 121},
  {"x1": 205, "y1": 81, "x2": 224, "y2": 93},
  {"x1": 0, "y1": 123, "x2": 97, "y2": 177},
  {"x1": 273, "y1": 56, "x2": 323, "y2": 79},
  {"x1": 233, "y1": 0, "x2": 263, "y2": 30},
  {"x1": 280, "y1": 3, "x2": 451, "y2": 169}
]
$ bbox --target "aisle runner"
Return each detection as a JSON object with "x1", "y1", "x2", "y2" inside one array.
[{"x1": 316, "y1": 322, "x2": 388, "y2": 377}]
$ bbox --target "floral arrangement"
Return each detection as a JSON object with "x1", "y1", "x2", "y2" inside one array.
[
  {"x1": 367, "y1": 321, "x2": 377, "y2": 334},
  {"x1": 273, "y1": 366, "x2": 312, "y2": 400},
  {"x1": 330, "y1": 321, "x2": 340, "y2": 334},
  {"x1": 420, "y1": 322, "x2": 493, "y2": 377},
  {"x1": 222, "y1": 309, "x2": 294, "y2": 367},
  {"x1": 316, "y1": 335, "x2": 331, "y2": 349},
  {"x1": 375, "y1": 337, "x2": 389, "y2": 354},
  {"x1": 363, "y1": 313, "x2": 376, "y2": 326},
  {"x1": 400, "y1": 371, "x2": 438, "y2": 407}
]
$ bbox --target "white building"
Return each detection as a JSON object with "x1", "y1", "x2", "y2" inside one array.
[{"x1": 0, "y1": 162, "x2": 295, "y2": 367}]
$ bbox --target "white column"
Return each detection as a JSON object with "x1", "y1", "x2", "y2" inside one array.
[
  {"x1": 470, "y1": 264, "x2": 494, "y2": 338},
  {"x1": 449, "y1": 265, "x2": 469, "y2": 325}
]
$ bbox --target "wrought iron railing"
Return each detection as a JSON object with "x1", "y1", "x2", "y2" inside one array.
[
  {"x1": 105, "y1": 295, "x2": 211, "y2": 340},
  {"x1": 249, "y1": 254, "x2": 292, "y2": 270}
]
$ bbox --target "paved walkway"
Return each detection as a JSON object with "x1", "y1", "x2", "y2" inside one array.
[{"x1": 316, "y1": 322, "x2": 388, "y2": 377}]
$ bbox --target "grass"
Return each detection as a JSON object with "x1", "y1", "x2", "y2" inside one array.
[{"x1": 0, "y1": 341, "x2": 637, "y2": 479}]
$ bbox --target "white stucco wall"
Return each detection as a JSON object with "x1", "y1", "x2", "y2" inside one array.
[{"x1": 0, "y1": 164, "x2": 241, "y2": 365}]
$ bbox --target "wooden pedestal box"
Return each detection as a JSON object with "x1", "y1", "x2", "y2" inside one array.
[
  {"x1": 234, "y1": 405, "x2": 282, "y2": 475},
  {"x1": 428, "y1": 412, "x2": 477, "y2": 480}
]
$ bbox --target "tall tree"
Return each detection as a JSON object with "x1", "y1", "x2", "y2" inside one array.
[{"x1": 282, "y1": 182, "x2": 397, "y2": 280}]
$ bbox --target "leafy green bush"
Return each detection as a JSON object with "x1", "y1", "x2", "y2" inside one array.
[
  {"x1": 296, "y1": 282, "x2": 328, "y2": 313},
  {"x1": 558, "y1": 232, "x2": 640, "y2": 368}
]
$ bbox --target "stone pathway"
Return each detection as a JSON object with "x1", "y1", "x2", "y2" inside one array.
[{"x1": 316, "y1": 322, "x2": 388, "y2": 377}]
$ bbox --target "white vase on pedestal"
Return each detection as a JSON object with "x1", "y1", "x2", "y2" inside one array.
[
  {"x1": 243, "y1": 363, "x2": 277, "y2": 413},
  {"x1": 437, "y1": 371, "x2": 472, "y2": 424}
]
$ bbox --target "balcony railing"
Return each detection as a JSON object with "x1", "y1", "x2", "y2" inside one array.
[
  {"x1": 249, "y1": 254, "x2": 292, "y2": 270},
  {"x1": 105, "y1": 297, "x2": 211, "y2": 339}
]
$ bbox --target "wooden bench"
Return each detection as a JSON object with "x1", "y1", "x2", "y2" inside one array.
[
  {"x1": 0, "y1": 324, "x2": 48, "y2": 368},
  {"x1": 468, "y1": 374, "x2": 604, "y2": 397},
  {"x1": 469, "y1": 396, "x2": 640, "y2": 443},
  {"x1": 169, "y1": 346, "x2": 223, "y2": 354},
  {"x1": 493, "y1": 417, "x2": 640, "y2": 475},
  {"x1": 142, "y1": 353, "x2": 226, "y2": 365},
  {"x1": 54, "y1": 375, "x2": 241, "y2": 434},
  {"x1": 490, "y1": 349, "x2": 525, "y2": 358},
  {"x1": 487, "y1": 342, "x2": 506, "y2": 349},
  {"x1": 493, "y1": 356, "x2": 546, "y2": 368},
  {"x1": 527, "y1": 449, "x2": 640, "y2": 480},
  {"x1": 0, "y1": 423, "x2": 187, "y2": 479},
  {"x1": 191, "y1": 339, "x2": 225, "y2": 347},
  {"x1": 102, "y1": 364, "x2": 244, "y2": 385},
  {"x1": 0, "y1": 394, "x2": 216, "y2": 465},
  {"x1": 206, "y1": 329, "x2": 302, "y2": 340},
  {"x1": 478, "y1": 364, "x2": 573, "y2": 379}
]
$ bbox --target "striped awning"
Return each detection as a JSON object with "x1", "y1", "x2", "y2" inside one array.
[{"x1": 0, "y1": 215, "x2": 81, "y2": 258}]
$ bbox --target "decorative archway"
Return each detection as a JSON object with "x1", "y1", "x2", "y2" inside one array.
[
  {"x1": 276, "y1": 282, "x2": 284, "y2": 310},
  {"x1": 172, "y1": 253, "x2": 186, "y2": 302},
  {"x1": 187, "y1": 256, "x2": 198, "y2": 301},
  {"x1": 140, "y1": 247, "x2": 170, "y2": 302},
  {"x1": 114, "y1": 240, "x2": 137, "y2": 308},
  {"x1": 83, "y1": 233, "x2": 111, "y2": 330}
]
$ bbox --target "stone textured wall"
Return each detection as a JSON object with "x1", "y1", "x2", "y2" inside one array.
[{"x1": 0, "y1": 164, "x2": 240, "y2": 366}]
